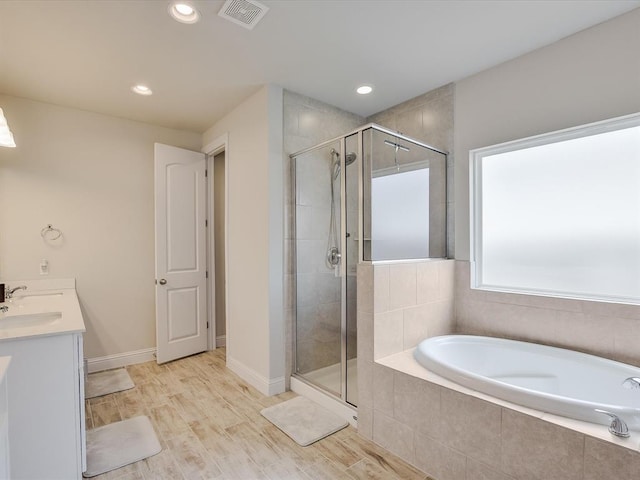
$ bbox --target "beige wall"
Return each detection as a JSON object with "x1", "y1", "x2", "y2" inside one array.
[
  {"x1": 202, "y1": 85, "x2": 285, "y2": 393},
  {"x1": 455, "y1": 8, "x2": 640, "y2": 260},
  {"x1": 0, "y1": 94, "x2": 202, "y2": 358},
  {"x1": 452, "y1": 8, "x2": 640, "y2": 366}
]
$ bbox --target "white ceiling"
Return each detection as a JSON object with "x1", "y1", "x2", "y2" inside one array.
[{"x1": 1, "y1": 0, "x2": 638, "y2": 133}]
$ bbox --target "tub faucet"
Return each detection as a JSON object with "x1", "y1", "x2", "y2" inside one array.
[
  {"x1": 623, "y1": 377, "x2": 640, "y2": 390},
  {"x1": 595, "y1": 409, "x2": 630, "y2": 438},
  {"x1": 5, "y1": 285, "x2": 27, "y2": 299}
]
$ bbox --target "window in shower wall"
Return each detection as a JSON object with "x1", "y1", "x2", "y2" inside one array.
[
  {"x1": 372, "y1": 168, "x2": 430, "y2": 260},
  {"x1": 363, "y1": 127, "x2": 447, "y2": 261},
  {"x1": 470, "y1": 112, "x2": 640, "y2": 304}
]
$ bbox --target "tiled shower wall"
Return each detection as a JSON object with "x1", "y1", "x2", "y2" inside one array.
[
  {"x1": 283, "y1": 90, "x2": 364, "y2": 383},
  {"x1": 285, "y1": 83, "x2": 455, "y2": 383},
  {"x1": 293, "y1": 147, "x2": 343, "y2": 374},
  {"x1": 367, "y1": 83, "x2": 455, "y2": 257}
]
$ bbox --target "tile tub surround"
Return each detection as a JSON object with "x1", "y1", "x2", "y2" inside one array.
[
  {"x1": 358, "y1": 260, "x2": 640, "y2": 480},
  {"x1": 356, "y1": 258, "x2": 456, "y2": 437},
  {"x1": 455, "y1": 260, "x2": 640, "y2": 367},
  {"x1": 356, "y1": 260, "x2": 640, "y2": 480},
  {"x1": 367, "y1": 259, "x2": 456, "y2": 360},
  {"x1": 371, "y1": 350, "x2": 640, "y2": 480}
]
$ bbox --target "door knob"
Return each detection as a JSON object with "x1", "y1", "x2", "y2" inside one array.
[{"x1": 158, "y1": 279, "x2": 167, "y2": 285}]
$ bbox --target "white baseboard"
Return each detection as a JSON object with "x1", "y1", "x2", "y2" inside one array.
[
  {"x1": 216, "y1": 335, "x2": 226, "y2": 347},
  {"x1": 290, "y1": 376, "x2": 358, "y2": 427},
  {"x1": 226, "y1": 356, "x2": 285, "y2": 396},
  {"x1": 86, "y1": 348, "x2": 156, "y2": 373}
]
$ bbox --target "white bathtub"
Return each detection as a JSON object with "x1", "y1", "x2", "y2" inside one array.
[{"x1": 414, "y1": 335, "x2": 640, "y2": 430}]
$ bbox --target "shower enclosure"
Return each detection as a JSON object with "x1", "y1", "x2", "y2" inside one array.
[{"x1": 291, "y1": 124, "x2": 447, "y2": 407}]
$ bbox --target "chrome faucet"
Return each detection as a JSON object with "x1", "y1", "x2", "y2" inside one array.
[
  {"x1": 623, "y1": 377, "x2": 640, "y2": 390},
  {"x1": 0, "y1": 306, "x2": 7, "y2": 313},
  {"x1": 595, "y1": 409, "x2": 630, "y2": 438},
  {"x1": 5, "y1": 285, "x2": 27, "y2": 299}
]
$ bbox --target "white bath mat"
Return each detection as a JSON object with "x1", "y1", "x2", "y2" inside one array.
[
  {"x1": 86, "y1": 368, "x2": 134, "y2": 399},
  {"x1": 260, "y1": 396, "x2": 348, "y2": 446},
  {"x1": 84, "y1": 416, "x2": 161, "y2": 477}
]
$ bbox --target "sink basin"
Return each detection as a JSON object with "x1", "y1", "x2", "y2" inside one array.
[{"x1": 0, "y1": 312, "x2": 62, "y2": 329}]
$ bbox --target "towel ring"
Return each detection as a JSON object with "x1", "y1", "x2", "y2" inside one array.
[{"x1": 41, "y1": 224, "x2": 62, "y2": 241}]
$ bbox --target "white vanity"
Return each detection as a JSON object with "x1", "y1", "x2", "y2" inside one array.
[
  {"x1": 0, "y1": 356, "x2": 10, "y2": 480},
  {"x1": 0, "y1": 278, "x2": 86, "y2": 479}
]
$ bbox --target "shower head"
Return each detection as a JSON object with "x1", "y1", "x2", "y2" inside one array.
[
  {"x1": 345, "y1": 152, "x2": 357, "y2": 165},
  {"x1": 330, "y1": 149, "x2": 357, "y2": 167}
]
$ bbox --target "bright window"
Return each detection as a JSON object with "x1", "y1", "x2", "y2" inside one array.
[{"x1": 470, "y1": 113, "x2": 640, "y2": 304}]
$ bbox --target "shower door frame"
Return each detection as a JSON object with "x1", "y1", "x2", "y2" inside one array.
[
  {"x1": 290, "y1": 123, "x2": 447, "y2": 407},
  {"x1": 290, "y1": 133, "x2": 359, "y2": 407}
]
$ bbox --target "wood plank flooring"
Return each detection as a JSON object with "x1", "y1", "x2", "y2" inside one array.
[{"x1": 86, "y1": 349, "x2": 431, "y2": 480}]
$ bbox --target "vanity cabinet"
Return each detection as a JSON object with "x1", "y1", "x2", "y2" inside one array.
[
  {"x1": 0, "y1": 332, "x2": 85, "y2": 479},
  {"x1": 0, "y1": 357, "x2": 10, "y2": 480}
]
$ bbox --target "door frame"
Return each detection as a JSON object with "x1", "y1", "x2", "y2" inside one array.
[{"x1": 203, "y1": 133, "x2": 229, "y2": 355}]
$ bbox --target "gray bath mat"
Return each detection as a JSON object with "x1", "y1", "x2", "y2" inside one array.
[
  {"x1": 260, "y1": 396, "x2": 348, "y2": 446},
  {"x1": 86, "y1": 368, "x2": 134, "y2": 399},
  {"x1": 84, "y1": 416, "x2": 161, "y2": 477}
]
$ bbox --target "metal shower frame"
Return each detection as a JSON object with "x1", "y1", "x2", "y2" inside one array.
[{"x1": 289, "y1": 123, "x2": 448, "y2": 407}]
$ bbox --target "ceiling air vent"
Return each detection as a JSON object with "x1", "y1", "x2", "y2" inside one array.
[{"x1": 218, "y1": 0, "x2": 269, "y2": 30}]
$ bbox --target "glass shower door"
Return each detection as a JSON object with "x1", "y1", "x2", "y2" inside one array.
[
  {"x1": 294, "y1": 141, "x2": 343, "y2": 396},
  {"x1": 344, "y1": 132, "x2": 359, "y2": 406}
]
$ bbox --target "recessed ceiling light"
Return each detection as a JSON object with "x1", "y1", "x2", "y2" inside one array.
[
  {"x1": 132, "y1": 84, "x2": 153, "y2": 96},
  {"x1": 168, "y1": 2, "x2": 200, "y2": 24},
  {"x1": 356, "y1": 85, "x2": 373, "y2": 95}
]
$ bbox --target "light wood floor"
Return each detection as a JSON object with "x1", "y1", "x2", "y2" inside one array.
[{"x1": 86, "y1": 349, "x2": 431, "y2": 480}]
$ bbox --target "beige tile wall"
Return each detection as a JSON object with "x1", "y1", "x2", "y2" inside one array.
[
  {"x1": 357, "y1": 258, "x2": 640, "y2": 480},
  {"x1": 286, "y1": 81, "x2": 455, "y2": 383},
  {"x1": 284, "y1": 90, "x2": 364, "y2": 384},
  {"x1": 367, "y1": 83, "x2": 455, "y2": 257},
  {"x1": 455, "y1": 260, "x2": 640, "y2": 367},
  {"x1": 357, "y1": 259, "x2": 456, "y2": 438},
  {"x1": 371, "y1": 260, "x2": 455, "y2": 360}
]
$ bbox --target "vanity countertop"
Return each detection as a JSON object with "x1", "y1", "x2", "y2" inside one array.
[{"x1": 0, "y1": 278, "x2": 86, "y2": 341}]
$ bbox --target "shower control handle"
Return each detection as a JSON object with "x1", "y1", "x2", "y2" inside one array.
[{"x1": 327, "y1": 247, "x2": 341, "y2": 267}]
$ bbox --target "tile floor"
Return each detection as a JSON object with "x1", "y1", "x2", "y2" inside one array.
[{"x1": 86, "y1": 349, "x2": 432, "y2": 480}]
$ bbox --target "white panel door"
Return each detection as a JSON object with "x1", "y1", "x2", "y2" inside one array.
[{"x1": 154, "y1": 143, "x2": 208, "y2": 364}]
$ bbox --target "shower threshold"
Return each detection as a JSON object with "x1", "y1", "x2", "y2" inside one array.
[
  {"x1": 291, "y1": 358, "x2": 358, "y2": 427},
  {"x1": 303, "y1": 358, "x2": 358, "y2": 404}
]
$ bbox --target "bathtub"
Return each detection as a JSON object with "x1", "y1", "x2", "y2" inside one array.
[{"x1": 414, "y1": 335, "x2": 640, "y2": 430}]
